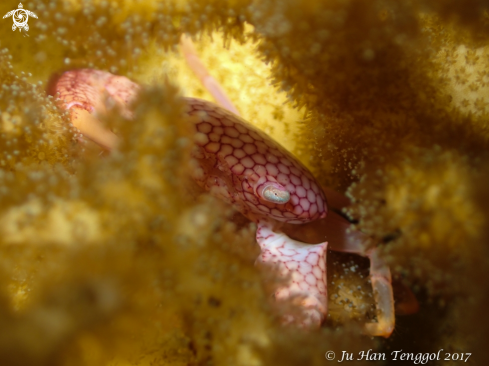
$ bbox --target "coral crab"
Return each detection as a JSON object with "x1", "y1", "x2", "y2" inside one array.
[{"x1": 46, "y1": 36, "x2": 416, "y2": 337}]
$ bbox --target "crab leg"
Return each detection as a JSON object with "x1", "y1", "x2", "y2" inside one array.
[
  {"x1": 69, "y1": 108, "x2": 119, "y2": 150},
  {"x1": 282, "y1": 210, "x2": 395, "y2": 336},
  {"x1": 180, "y1": 34, "x2": 241, "y2": 116},
  {"x1": 48, "y1": 69, "x2": 140, "y2": 150},
  {"x1": 363, "y1": 247, "x2": 395, "y2": 337},
  {"x1": 335, "y1": 239, "x2": 394, "y2": 337}
]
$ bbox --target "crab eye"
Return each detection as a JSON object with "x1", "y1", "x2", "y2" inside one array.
[
  {"x1": 255, "y1": 181, "x2": 290, "y2": 204},
  {"x1": 261, "y1": 185, "x2": 290, "y2": 203}
]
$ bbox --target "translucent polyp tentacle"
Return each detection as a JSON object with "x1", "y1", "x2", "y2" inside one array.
[
  {"x1": 254, "y1": 176, "x2": 290, "y2": 204},
  {"x1": 255, "y1": 220, "x2": 327, "y2": 328}
]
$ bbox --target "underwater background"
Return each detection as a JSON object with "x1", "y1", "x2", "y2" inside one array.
[{"x1": 0, "y1": 0, "x2": 488, "y2": 365}]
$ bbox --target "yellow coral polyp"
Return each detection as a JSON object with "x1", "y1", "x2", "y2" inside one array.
[{"x1": 0, "y1": 198, "x2": 102, "y2": 245}]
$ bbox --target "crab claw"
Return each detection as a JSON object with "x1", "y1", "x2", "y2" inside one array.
[{"x1": 255, "y1": 220, "x2": 327, "y2": 328}]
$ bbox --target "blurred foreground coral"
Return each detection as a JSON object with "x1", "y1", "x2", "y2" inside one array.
[{"x1": 0, "y1": 0, "x2": 488, "y2": 365}]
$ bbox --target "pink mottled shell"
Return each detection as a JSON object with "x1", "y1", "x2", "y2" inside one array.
[
  {"x1": 48, "y1": 69, "x2": 328, "y2": 225},
  {"x1": 186, "y1": 97, "x2": 327, "y2": 224}
]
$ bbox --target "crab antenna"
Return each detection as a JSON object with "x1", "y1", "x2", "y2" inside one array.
[{"x1": 180, "y1": 34, "x2": 240, "y2": 116}]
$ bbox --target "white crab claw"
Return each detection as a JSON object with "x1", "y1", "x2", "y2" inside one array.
[{"x1": 255, "y1": 220, "x2": 328, "y2": 328}]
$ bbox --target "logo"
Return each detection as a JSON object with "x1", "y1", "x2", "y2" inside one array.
[{"x1": 3, "y1": 3, "x2": 37, "y2": 32}]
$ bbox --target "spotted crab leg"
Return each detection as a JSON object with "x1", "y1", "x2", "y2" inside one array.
[
  {"x1": 180, "y1": 34, "x2": 241, "y2": 116},
  {"x1": 47, "y1": 69, "x2": 140, "y2": 150}
]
